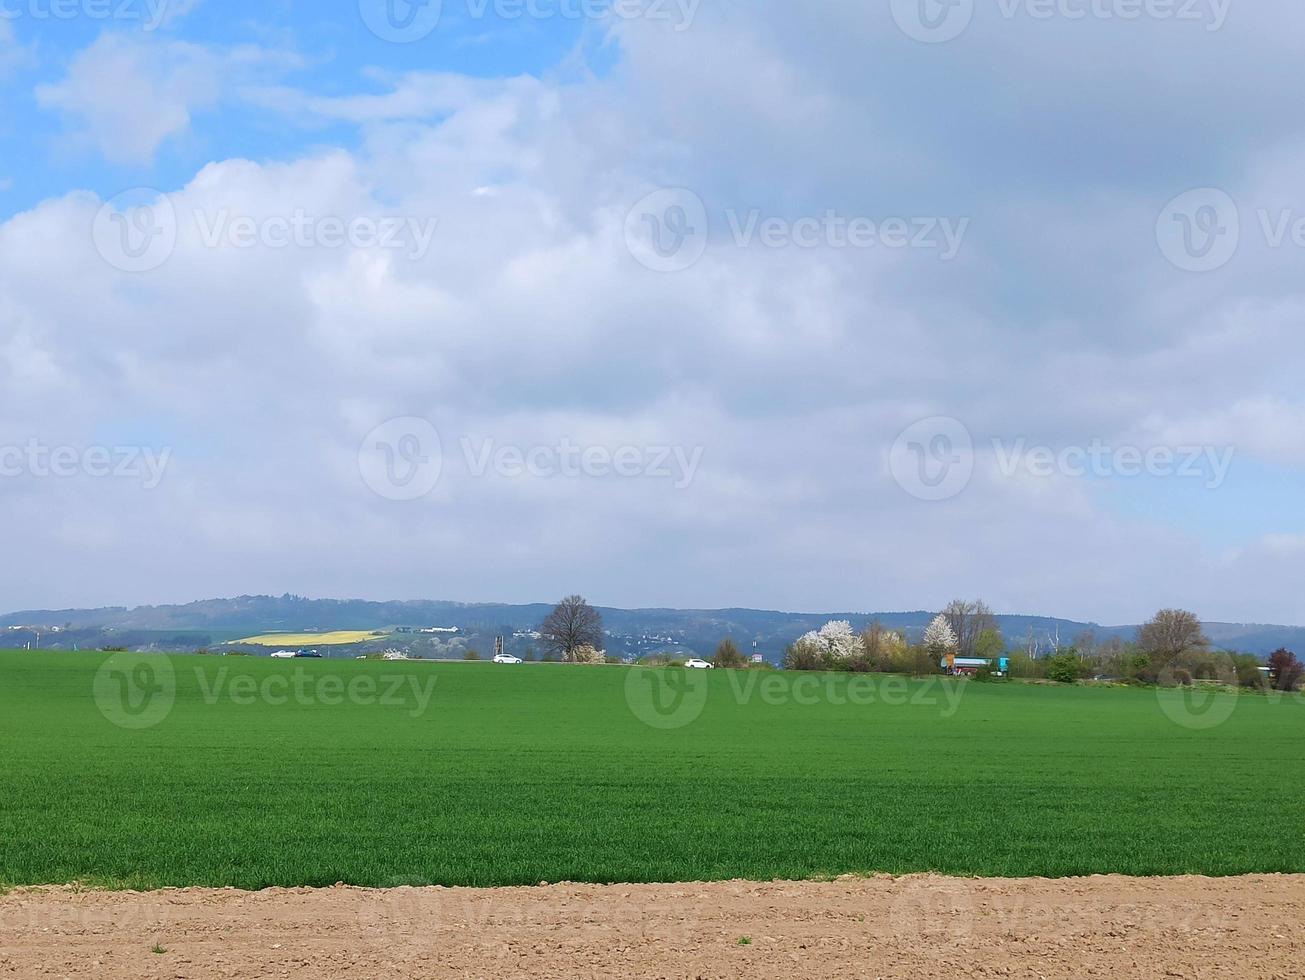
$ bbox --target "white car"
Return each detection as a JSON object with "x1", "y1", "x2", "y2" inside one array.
[
  {"x1": 493, "y1": 654, "x2": 524, "y2": 664},
  {"x1": 684, "y1": 658, "x2": 714, "y2": 669}
]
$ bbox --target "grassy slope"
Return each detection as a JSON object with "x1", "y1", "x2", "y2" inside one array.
[{"x1": 1, "y1": 651, "x2": 1302, "y2": 889}]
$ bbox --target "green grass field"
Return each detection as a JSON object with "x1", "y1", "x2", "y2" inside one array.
[{"x1": 1, "y1": 650, "x2": 1302, "y2": 889}]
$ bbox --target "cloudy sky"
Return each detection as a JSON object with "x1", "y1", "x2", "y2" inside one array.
[{"x1": 1, "y1": 0, "x2": 1303, "y2": 624}]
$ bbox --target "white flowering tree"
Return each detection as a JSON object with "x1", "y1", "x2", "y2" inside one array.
[
  {"x1": 570, "y1": 644, "x2": 607, "y2": 665},
  {"x1": 790, "y1": 631, "x2": 824, "y2": 667},
  {"x1": 819, "y1": 620, "x2": 859, "y2": 659},
  {"x1": 923, "y1": 615, "x2": 959, "y2": 656},
  {"x1": 795, "y1": 620, "x2": 859, "y2": 661}
]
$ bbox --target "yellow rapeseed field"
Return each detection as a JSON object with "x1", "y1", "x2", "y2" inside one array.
[{"x1": 234, "y1": 630, "x2": 390, "y2": 647}]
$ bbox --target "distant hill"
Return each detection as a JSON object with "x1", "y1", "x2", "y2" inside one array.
[{"x1": 2, "y1": 596, "x2": 1302, "y2": 657}]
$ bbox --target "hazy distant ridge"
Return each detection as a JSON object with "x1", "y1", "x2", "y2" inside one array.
[{"x1": 2, "y1": 596, "x2": 1303, "y2": 656}]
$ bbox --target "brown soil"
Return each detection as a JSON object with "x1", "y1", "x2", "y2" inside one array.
[{"x1": 3, "y1": 874, "x2": 1303, "y2": 978}]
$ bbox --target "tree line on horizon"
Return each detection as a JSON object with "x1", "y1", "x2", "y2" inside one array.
[{"x1": 532, "y1": 595, "x2": 1304, "y2": 692}]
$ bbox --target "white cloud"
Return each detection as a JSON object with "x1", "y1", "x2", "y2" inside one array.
[
  {"x1": 3, "y1": 8, "x2": 1305, "y2": 623},
  {"x1": 35, "y1": 34, "x2": 221, "y2": 165},
  {"x1": 0, "y1": 20, "x2": 31, "y2": 77},
  {"x1": 155, "y1": 0, "x2": 204, "y2": 28},
  {"x1": 34, "y1": 34, "x2": 297, "y2": 166}
]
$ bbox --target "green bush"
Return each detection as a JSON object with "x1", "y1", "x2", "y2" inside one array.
[
  {"x1": 713, "y1": 638, "x2": 749, "y2": 669},
  {"x1": 1124, "y1": 654, "x2": 1157, "y2": 684},
  {"x1": 1046, "y1": 653, "x2": 1083, "y2": 684},
  {"x1": 783, "y1": 643, "x2": 824, "y2": 671},
  {"x1": 1235, "y1": 655, "x2": 1267, "y2": 689}
]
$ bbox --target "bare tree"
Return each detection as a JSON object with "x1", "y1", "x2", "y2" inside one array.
[
  {"x1": 1137, "y1": 609, "x2": 1209, "y2": 668},
  {"x1": 1072, "y1": 629, "x2": 1098, "y2": 657},
  {"x1": 1024, "y1": 625, "x2": 1041, "y2": 659},
  {"x1": 942, "y1": 599, "x2": 998, "y2": 657},
  {"x1": 713, "y1": 638, "x2": 747, "y2": 669},
  {"x1": 539, "y1": 595, "x2": 605, "y2": 662},
  {"x1": 860, "y1": 620, "x2": 895, "y2": 668}
]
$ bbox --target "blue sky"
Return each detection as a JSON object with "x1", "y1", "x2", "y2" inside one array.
[
  {"x1": 0, "y1": 1, "x2": 605, "y2": 210},
  {"x1": 2, "y1": 0, "x2": 1305, "y2": 624}
]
